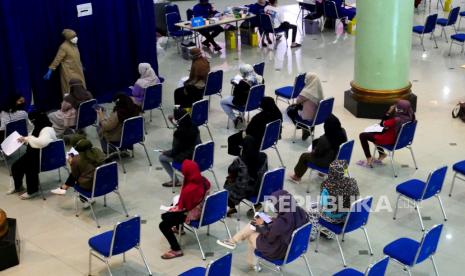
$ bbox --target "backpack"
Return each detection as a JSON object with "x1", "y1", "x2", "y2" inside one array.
[{"x1": 452, "y1": 102, "x2": 465, "y2": 122}]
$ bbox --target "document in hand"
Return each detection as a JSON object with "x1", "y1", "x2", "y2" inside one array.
[
  {"x1": 1, "y1": 131, "x2": 24, "y2": 156},
  {"x1": 364, "y1": 124, "x2": 384, "y2": 133}
]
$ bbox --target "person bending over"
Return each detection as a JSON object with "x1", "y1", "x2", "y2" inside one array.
[
  {"x1": 264, "y1": 0, "x2": 301, "y2": 48},
  {"x1": 193, "y1": 0, "x2": 224, "y2": 51}
]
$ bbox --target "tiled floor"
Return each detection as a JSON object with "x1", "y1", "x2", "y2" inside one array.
[{"x1": 2, "y1": 1, "x2": 465, "y2": 275}]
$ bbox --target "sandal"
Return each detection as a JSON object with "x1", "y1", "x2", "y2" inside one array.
[
  {"x1": 161, "y1": 250, "x2": 183, "y2": 260},
  {"x1": 356, "y1": 160, "x2": 373, "y2": 168}
]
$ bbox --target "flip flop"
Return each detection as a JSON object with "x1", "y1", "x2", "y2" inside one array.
[
  {"x1": 356, "y1": 160, "x2": 373, "y2": 168},
  {"x1": 161, "y1": 250, "x2": 183, "y2": 260}
]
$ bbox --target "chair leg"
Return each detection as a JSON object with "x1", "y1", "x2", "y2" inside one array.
[
  {"x1": 159, "y1": 107, "x2": 170, "y2": 128},
  {"x1": 432, "y1": 33, "x2": 438, "y2": 48},
  {"x1": 415, "y1": 202, "x2": 425, "y2": 231},
  {"x1": 137, "y1": 246, "x2": 153, "y2": 276},
  {"x1": 172, "y1": 170, "x2": 176, "y2": 194},
  {"x1": 389, "y1": 152, "x2": 397, "y2": 177},
  {"x1": 149, "y1": 110, "x2": 153, "y2": 123},
  {"x1": 104, "y1": 259, "x2": 113, "y2": 276},
  {"x1": 314, "y1": 225, "x2": 322, "y2": 253},
  {"x1": 104, "y1": 195, "x2": 107, "y2": 207},
  {"x1": 115, "y1": 190, "x2": 129, "y2": 217},
  {"x1": 420, "y1": 34, "x2": 426, "y2": 51},
  {"x1": 273, "y1": 146, "x2": 285, "y2": 168},
  {"x1": 431, "y1": 255, "x2": 440, "y2": 276},
  {"x1": 58, "y1": 168, "x2": 62, "y2": 182},
  {"x1": 38, "y1": 182, "x2": 46, "y2": 201},
  {"x1": 193, "y1": 228, "x2": 206, "y2": 260},
  {"x1": 362, "y1": 227, "x2": 374, "y2": 256},
  {"x1": 449, "y1": 39, "x2": 454, "y2": 56},
  {"x1": 209, "y1": 169, "x2": 220, "y2": 190},
  {"x1": 405, "y1": 266, "x2": 412, "y2": 276},
  {"x1": 222, "y1": 219, "x2": 233, "y2": 239},
  {"x1": 88, "y1": 201, "x2": 101, "y2": 228},
  {"x1": 205, "y1": 124, "x2": 214, "y2": 141},
  {"x1": 75, "y1": 193, "x2": 79, "y2": 217},
  {"x1": 88, "y1": 249, "x2": 93, "y2": 276},
  {"x1": 436, "y1": 195, "x2": 448, "y2": 221},
  {"x1": 449, "y1": 172, "x2": 457, "y2": 196},
  {"x1": 123, "y1": 252, "x2": 126, "y2": 263},
  {"x1": 116, "y1": 149, "x2": 126, "y2": 174},
  {"x1": 141, "y1": 143, "x2": 152, "y2": 167},
  {"x1": 408, "y1": 146, "x2": 418, "y2": 170},
  {"x1": 302, "y1": 255, "x2": 314, "y2": 276},
  {"x1": 335, "y1": 235, "x2": 347, "y2": 267},
  {"x1": 292, "y1": 125, "x2": 298, "y2": 143}
]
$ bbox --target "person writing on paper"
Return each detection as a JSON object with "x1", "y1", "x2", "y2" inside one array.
[
  {"x1": 7, "y1": 112, "x2": 57, "y2": 199},
  {"x1": 193, "y1": 0, "x2": 224, "y2": 51},
  {"x1": 264, "y1": 0, "x2": 301, "y2": 48},
  {"x1": 289, "y1": 114, "x2": 347, "y2": 183},
  {"x1": 217, "y1": 190, "x2": 309, "y2": 269},
  {"x1": 0, "y1": 94, "x2": 28, "y2": 143},
  {"x1": 286, "y1": 72, "x2": 324, "y2": 140},
  {"x1": 130, "y1": 63, "x2": 160, "y2": 106},
  {"x1": 159, "y1": 160, "x2": 211, "y2": 259},
  {"x1": 357, "y1": 100, "x2": 415, "y2": 168}
]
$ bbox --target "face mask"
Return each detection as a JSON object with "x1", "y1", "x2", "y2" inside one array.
[{"x1": 70, "y1": 37, "x2": 78, "y2": 44}]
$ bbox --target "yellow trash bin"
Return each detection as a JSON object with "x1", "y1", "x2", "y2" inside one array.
[
  {"x1": 444, "y1": 0, "x2": 452, "y2": 12},
  {"x1": 347, "y1": 18, "x2": 357, "y2": 35},
  {"x1": 225, "y1": 30, "x2": 237, "y2": 49},
  {"x1": 250, "y1": 32, "x2": 259, "y2": 47}
]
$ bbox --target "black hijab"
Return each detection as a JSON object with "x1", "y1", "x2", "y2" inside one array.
[
  {"x1": 260, "y1": 96, "x2": 282, "y2": 122},
  {"x1": 323, "y1": 114, "x2": 347, "y2": 151},
  {"x1": 29, "y1": 111, "x2": 52, "y2": 137},
  {"x1": 241, "y1": 135, "x2": 261, "y2": 179}
]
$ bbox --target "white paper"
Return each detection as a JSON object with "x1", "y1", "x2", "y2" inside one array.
[
  {"x1": 231, "y1": 74, "x2": 242, "y2": 85},
  {"x1": 364, "y1": 124, "x2": 384, "y2": 133},
  {"x1": 77, "y1": 3, "x2": 93, "y2": 18},
  {"x1": 255, "y1": 212, "x2": 272, "y2": 224},
  {"x1": 160, "y1": 205, "x2": 171, "y2": 212},
  {"x1": 172, "y1": 195, "x2": 180, "y2": 206},
  {"x1": 307, "y1": 144, "x2": 313, "y2": 152},
  {"x1": 1, "y1": 131, "x2": 24, "y2": 156},
  {"x1": 66, "y1": 147, "x2": 79, "y2": 157}
]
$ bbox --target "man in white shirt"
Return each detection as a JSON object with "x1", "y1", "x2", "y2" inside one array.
[{"x1": 263, "y1": 0, "x2": 301, "y2": 48}]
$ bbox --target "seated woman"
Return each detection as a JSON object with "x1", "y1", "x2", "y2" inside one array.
[
  {"x1": 159, "y1": 108, "x2": 200, "y2": 187},
  {"x1": 227, "y1": 97, "x2": 282, "y2": 156},
  {"x1": 159, "y1": 160, "x2": 211, "y2": 259},
  {"x1": 8, "y1": 111, "x2": 57, "y2": 199},
  {"x1": 264, "y1": 0, "x2": 301, "y2": 48},
  {"x1": 217, "y1": 190, "x2": 309, "y2": 269},
  {"x1": 289, "y1": 114, "x2": 347, "y2": 183},
  {"x1": 48, "y1": 79, "x2": 93, "y2": 137},
  {"x1": 224, "y1": 135, "x2": 268, "y2": 216},
  {"x1": 97, "y1": 93, "x2": 141, "y2": 154},
  {"x1": 130, "y1": 63, "x2": 160, "y2": 106},
  {"x1": 220, "y1": 64, "x2": 263, "y2": 128},
  {"x1": 193, "y1": 0, "x2": 224, "y2": 51},
  {"x1": 286, "y1": 72, "x2": 324, "y2": 140},
  {"x1": 357, "y1": 100, "x2": 415, "y2": 168},
  {"x1": 174, "y1": 48, "x2": 210, "y2": 109},
  {"x1": 0, "y1": 94, "x2": 28, "y2": 143}
]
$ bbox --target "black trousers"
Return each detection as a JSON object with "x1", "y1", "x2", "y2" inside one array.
[
  {"x1": 159, "y1": 211, "x2": 187, "y2": 251},
  {"x1": 275, "y1": 22, "x2": 298, "y2": 43},
  {"x1": 359, "y1": 132, "x2": 385, "y2": 158},
  {"x1": 12, "y1": 151, "x2": 40, "y2": 194},
  {"x1": 198, "y1": 25, "x2": 224, "y2": 44}
]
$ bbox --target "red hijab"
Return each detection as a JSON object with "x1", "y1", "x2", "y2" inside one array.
[{"x1": 177, "y1": 160, "x2": 211, "y2": 211}]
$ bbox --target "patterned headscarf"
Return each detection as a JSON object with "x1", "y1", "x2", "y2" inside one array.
[{"x1": 321, "y1": 160, "x2": 359, "y2": 209}]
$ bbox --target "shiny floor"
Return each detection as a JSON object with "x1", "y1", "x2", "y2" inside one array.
[{"x1": 2, "y1": 1, "x2": 465, "y2": 275}]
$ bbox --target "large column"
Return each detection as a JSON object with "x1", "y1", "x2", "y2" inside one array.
[{"x1": 344, "y1": 0, "x2": 417, "y2": 118}]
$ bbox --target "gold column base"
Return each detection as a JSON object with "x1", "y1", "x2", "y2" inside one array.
[{"x1": 349, "y1": 81, "x2": 412, "y2": 104}]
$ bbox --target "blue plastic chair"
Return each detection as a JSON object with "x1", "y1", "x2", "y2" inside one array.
[
  {"x1": 459, "y1": 10, "x2": 465, "y2": 29},
  {"x1": 227, "y1": 84, "x2": 265, "y2": 129},
  {"x1": 74, "y1": 162, "x2": 129, "y2": 228},
  {"x1": 1, "y1": 118, "x2": 29, "y2": 170},
  {"x1": 142, "y1": 83, "x2": 169, "y2": 129},
  {"x1": 315, "y1": 196, "x2": 374, "y2": 267},
  {"x1": 413, "y1": 14, "x2": 439, "y2": 51},
  {"x1": 449, "y1": 160, "x2": 465, "y2": 196},
  {"x1": 333, "y1": 256, "x2": 389, "y2": 276},
  {"x1": 293, "y1": 97, "x2": 335, "y2": 143},
  {"x1": 192, "y1": 99, "x2": 214, "y2": 141},
  {"x1": 324, "y1": 0, "x2": 342, "y2": 20},
  {"x1": 374, "y1": 121, "x2": 418, "y2": 178},
  {"x1": 181, "y1": 190, "x2": 232, "y2": 260},
  {"x1": 203, "y1": 70, "x2": 223, "y2": 101},
  {"x1": 255, "y1": 222, "x2": 314, "y2": 275},
  {"x1": 383, "y1": 224, "x2": 443, "y2": 276},
  {"x1": 393, "y1": 166, "x2": 448, "y2": 231},
  {"x1": 166, "y1": 12, "x2": 193, "y2": 52},
  {"x1": 179, "y1": 252, "x2": 232, "y2": 276},
  {"x1": 88, "y1": 215, "x2": 152, "y2": 276},
  {"x1": 259, "y1": 14, "x2": 288, "y2": 49},
  {"x1": 260, "y1": 119, "x2": 284, "y2": 167},
  {"x1": 239, "y1": 167, "x2": 285, "y2": 219},
  {"x1": 108, "y1": 116, "x2": 152, "y2": 174},
  {"x1": 39, "y1": 139, "x2": 68, "y2": 200},
  {"x1": 74, "y1": 99, "x2": 97, "y2": 131},
  {"x1": 275, "y1": 73, "x2": 306, "y2": 105},
  {"x1": 253, "y1": 62, "x2": 265, "y2": 77},
  {"x1": 436, "y1": 6, "x2": 460, "y2": 42},
  {"x1": 448, "y1": 33, "x2": 465, "y2": 56}
]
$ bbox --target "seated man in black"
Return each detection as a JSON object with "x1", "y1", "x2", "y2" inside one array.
[{"x1": 193, "y1": 0, "x2": 224, "y2": 51}]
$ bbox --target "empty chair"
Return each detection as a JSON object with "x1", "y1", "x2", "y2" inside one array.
[
  {"x1": 108, "y1": 116, "x2": 152, "y2": 174},
  {"x1": 253, "y1": 62, "x2": 265, "y2": 77},
  {"x1": 259, "y1": 14, "x2": 288, "y2": 49},
  {"x1": 412, "y1": 14, "x2": 439, "y2": 51},
  {"x1": 39, "y1": 139, "x2": 68, "y2": 200},
  {"x1": 436, "y1": 6, "x2": 460, "y2": 42},
  {"x1": 333, "y1": 256, "x2": 389, "y2": 276},
  {"x1": 393, "y1": 166, "x2": 448, "y2": 231},
  {"x1": 255, "y1": 222, "x2": 314, "y2": 275},
  {"x1": 227, "y1": 84, "x2": 265, "y2": 129},
  {"x1": 293, "y1": 97, "x2": 334, "y2": 143},
  {"x1": 448, "y1": 33, "x2": 465, "y2": 56},
  {"x1": 275, "y1": 73, "x2": 306, "y2": 105},
  {"x1": 449, "y1": 160, "x2": 465, "y2": 196},
  {"x1": 88, "y1": 215, "x2": 152, "y2": 276},
  {"x1": 191, "y1": 99, "x2": 214, "y2": 141},
  {"x1": 260, "y1": 119, "x2": 284, "y2": 167},
  {"x1": 203, "y1": 70, "x2": 223, "y2": 101},
  {"x1": 383, "y1": 224, "x2": 444, "y2": 276},
  {"x1": 182, "y1": 190, "x2": 232, "y2": 260},
  {"x1": 179, "y1": 252, "x2": 232, "y2": 276},
  {"x1": 142, "y1": 83, "x2": 169, "y2": 128},
  {"x1": 74, "y1": 99, "x2": 97, "y2": 131},
  {"x1": 315, "y1": 196, "x2": 374, "y2": 267},
  {"x1": 74, "y1": 162, "x2": 129, "y2": 228},
  {"x1": 166, "y1": 12, "x2": 193, "y2": 51}
]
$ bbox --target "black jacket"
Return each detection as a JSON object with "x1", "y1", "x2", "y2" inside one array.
[{"x1": 171, "y1": 125, "x2": 200, "y2": 163}]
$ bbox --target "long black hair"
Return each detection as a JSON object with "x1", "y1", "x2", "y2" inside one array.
[
  {"x1": 112, "y1": 92, "x2": 141, "y2": 123},
  {"x1": 29, "y1": 111, "x2": 52, "y2": 137}
]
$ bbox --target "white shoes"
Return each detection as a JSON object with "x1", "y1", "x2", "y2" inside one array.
[
  {"x1": 51, "y1": 187, "x2": 67, "y2": 195},
  {"x1": 216, "y1": 239, "x2": 237, "y2": 250},
  {"x1": 20, "y1": 192, "x2": 38, "y2": 200}
]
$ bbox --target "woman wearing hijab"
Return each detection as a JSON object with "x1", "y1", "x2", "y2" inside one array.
[
  {"x1": 159, "y1": 108, "x2": 201, "y2": 187},
  {"x1": 220, "y1": 64, "x2": 264, "y2": 128},
  {"x1": 357, "y1": 99, "x2": 415, "y2": 168},
  {"x1": 227, "y1": 97, "x2": 282, "y2": 156},
  {"x1": 48, "y1": 79, "x2": 93, "y2": 136},
  {"x1": 287, "y1": 72, "x2": 324, "y2": 140},
  {"x1": 130, "y1": 63, "x2": 160, "y2": 106},
  {"x1": 224, "y1": 135, "x2": 268, "y2": 216},
  {"x1": 97, "y1": 93, "x2": 141, "y2": 154},
  {"x1": 0, "y1": 94, "x2": 28, "y2": 143},
  {"x1": 217, "y1": 190, "x2": 309, "y2": 269},
  {"x1": 159, "y1": 160, "x2": 211, "y2": 259},
  {"x1": 289, "y1": 114, "x2": 347, "y2": 182},
  {"x1": 7, "y1": 111, "x2": 57, "y2": 199}
]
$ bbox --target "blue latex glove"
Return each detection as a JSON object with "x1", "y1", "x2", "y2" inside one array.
[{"x1": 43, "y1": 69, "x2": 52, "y2": 80}]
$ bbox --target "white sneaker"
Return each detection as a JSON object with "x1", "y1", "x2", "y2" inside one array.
[
  {"x1": 82, "y1": 200, "x2": 95, "y2": 209},
  {"x1": 216, "y1": 239, "x2": 237, "y2": 250},
  {"x1": 20, "y1": 192, "x2": 38, "y2": 200},
  {"x1": 6, "y1": 188, "x2": 17, "y2": 195},
  {"x1": 51, "y1": 187, "x2": 67, "y2": 195}
]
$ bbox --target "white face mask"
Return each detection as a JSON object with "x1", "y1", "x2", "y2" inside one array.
[{"x1": 70, "y1": 37, "x2": 78, "y2": 44}]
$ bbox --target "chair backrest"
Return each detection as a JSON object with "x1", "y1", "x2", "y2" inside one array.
[
  {"x1": 260, "y1": 119, "x2": 281, "y2": 151},
  {"x1": 92, "y1": 162, "x2": 119, "y2": 198},
  {"x1": 421, "y1": 166, "x2": 448, "y2": 199},
  {"x1": 244, "y1": 84, "x2": 265, "y2": 112},
  {"x1": 119, "y1": 116, "x2": 145, "y2": 148},
  {"x1": 75, "y1": 99, "x2": 97, "y2": 130},
  {"x1": 366, "y1": 256, "x2": 389, "y2": 276},
  {"x1": 414, "y1": 224, "x2": 444, "y2": 264},
  {"x1": 40, "y1": 139, "x2": 66, "y2": 173},
  {"x1": 191, "y1": 99, "x2": 209, "y2": 127},
  {"x1": 110, "y1": 216, "x2": 141, "y2": 257},
  {"x1": 259, "y1": 13, "x2": 275, "y2": 33},
  {"x1": 142, "y1": 83, "x2": 162, "y2": 112},
  {"x1": 199, "y1": 190, "x2": 228, "y2": 227},
  {"x1": 257, "y1": 167, "x2": 285, "y2": 203},
  {"x1": 206, "y1": 252, "x2": 233, "y2": 276},
  {"x1": 186, "y1": 9, "x2": 194, "y2": 20},
  {"x1": 423, "y1": 14, "x2": 438, "y2": 33},
  {"x1": 204, "y1": 70, "x2": 223, "y2": 97},
  {"x1": 5, "y1": 118, "x2": 28, "y2": 138},
  {"x1": 313, "y1": 97, "x2": 335, "y2": 126},
  {"x1": 447, "y1": 7, "x2": 460, "y2": 25},
  {"x1": 253, "y1": 62, "x2": 265, "y2": 76},
  {"x1": 291, "y1": 73, "x2": 306, "y2": 99},
  {"x1": 192, "y1": 140, "x2": 214, "y2": 172},
  {"x1": 324, "y1": 0, "x2": 340, "y2": 19},
  {"x1": 342, "y1": 196, "x2": 373, "y2": 234},
  {"x1": 165, "y1": 4, "x2": 180, "y2": 17},
  {"x1": 393, "y1": 121, "x2": 417, "y2": 150},
  {"x1": 336, "y1": 140, "x2": 355, "y2": 165},
  {"x1": 283, "y1": 222, "x2": 312, "y2": 264},
  {"x1": 166, "y1": 12, "x2": 181, "y2": 34}
]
